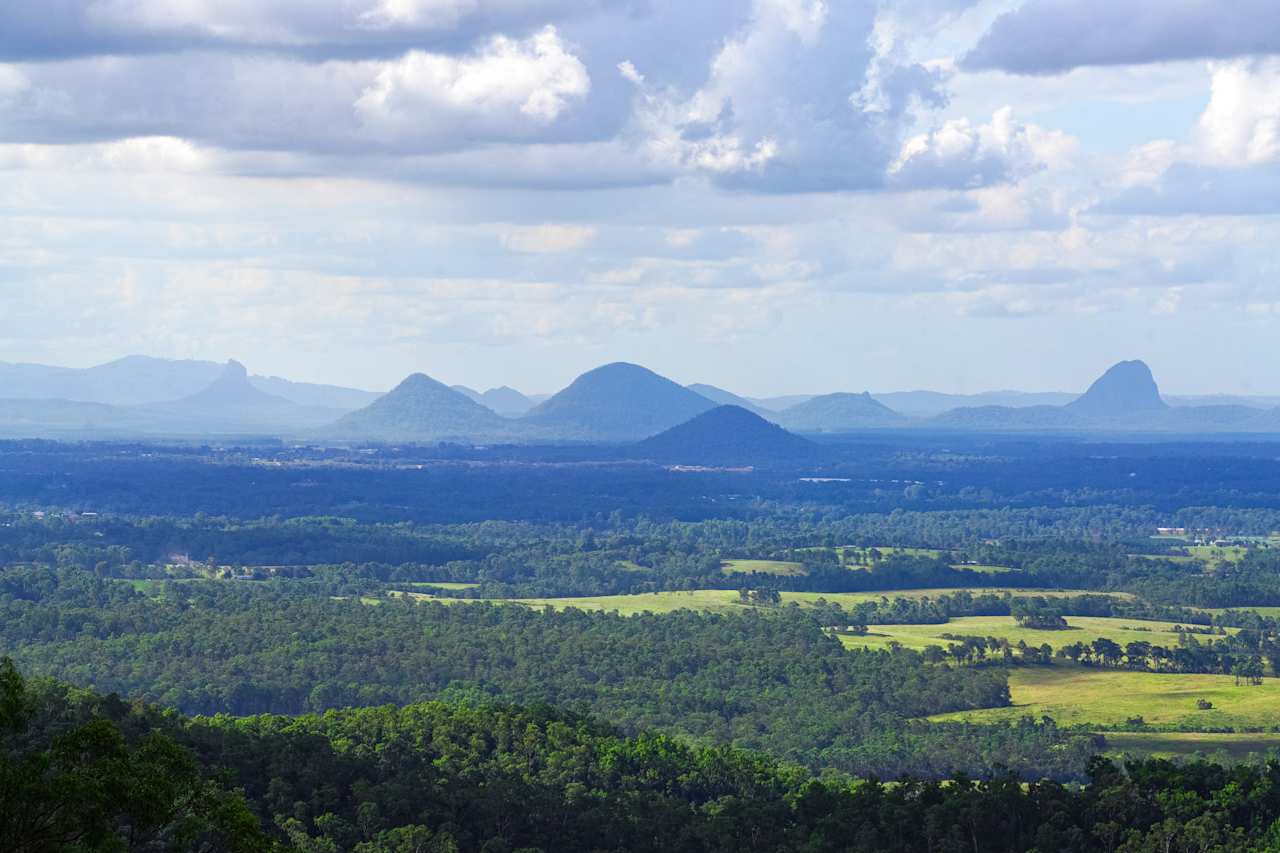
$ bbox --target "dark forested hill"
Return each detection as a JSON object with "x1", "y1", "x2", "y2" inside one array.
[
  {"x1": 632, "y1": 405, "x2": 824, "y2": 465},
  {"x1": 326, "y1": 372, "x2": 520, "y2": 442}
]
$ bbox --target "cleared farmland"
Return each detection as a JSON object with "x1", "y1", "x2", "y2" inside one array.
[
  {"x1": 931, "y1": 667, "x2": 1280, "y2": 729},
  {"x1": 838, "y1": 615, "x2": 1220, "y2": 653},
  {"x1": 394, "y1": 587, "x2": 1127, "y2": 616}
]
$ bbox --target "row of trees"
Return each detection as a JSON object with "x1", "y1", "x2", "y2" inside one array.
[{"x1": 910, "y1": 631, "x2": 1277, "y2": 680}]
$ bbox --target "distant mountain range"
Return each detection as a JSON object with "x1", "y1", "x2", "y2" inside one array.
[
  {"x1": 928, "y1": 359, "x2": 1280, "y2": 433},
  {"x1": 3, "y1": 354, "x2": 1280, "y2": 447},
  {"x1": 0, "y1": 360, "x2": 346, "y2": 437},
  {"x1": 0, "y1": 355, "x2": 381, "y2": 410}
]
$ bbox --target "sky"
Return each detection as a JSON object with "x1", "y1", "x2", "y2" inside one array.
[{"x1": 2, "y1": 0, "x2": 1280, "y2": 396}]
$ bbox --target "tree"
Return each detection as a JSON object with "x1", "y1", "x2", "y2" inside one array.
[{"x1": 0, "y1": 658, "x2": 268, "y2": 853}]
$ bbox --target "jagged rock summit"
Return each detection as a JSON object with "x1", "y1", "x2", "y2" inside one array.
[
  {"x1": 176, "y1": 360, "x2": 291, "y2": 410},
  {"x1": 633, "y1": 405, "x2": 822, "y2": 465},
  {"x1": 1067, "y1": 360, "x2": 1167, "y2": 416},
  {"x1": 522, "y1": 362, "x2": 716, "y2": 441},
  {"x1": 329, "y1": 372, "x2": 513, "y2": 441}
]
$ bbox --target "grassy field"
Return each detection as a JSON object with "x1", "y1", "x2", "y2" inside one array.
[
  {"x1": 931, "y1": 667, "x2": 1280, "y2": 729},
  {"x1": 400, "y1": 587, "x2": 1126, "y2": 616},
  {"x1": 1187, "y1": 545, "x2": 1249, "y2": 566},
  {"x1": 839, "y1": 615, "x2": 1219, "y2": 653},
  {"x1": 1104, "y1": 731, "x2": 1280, "y2": 759},
  {"x1": 721, "y1": 559, "x2": 806, "y2": 576},
  {"x1": 1134, "y1": 545, "x2": 1250, "y2": 571},
  {"x1": 1200, "y1": 606, "x2": 1280, "y2": 617}
]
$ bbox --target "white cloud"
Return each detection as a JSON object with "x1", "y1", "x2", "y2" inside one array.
[
  {"x1": 616, "y1": 60, "x2": 644, "y2": 85},
  {"x1": 618, "y1": 0, "x2": 948, "y2": 191},
  {"x1": 359, "y1": 0, "x2": 479, "y2": 29},
  {"x1": 889, "y1": 106, "x2": 1078, "y2": 189},
  {"x1": 355, "y1": 26, "x2": 590, "y2": 139},
  {"x1": 1118, "y1": 139, "x2": 1178, "y2": 187},
  {"x1": 0, "y1": 66, "x2": 28, "y2": 104},
  {"x1": 501, "y1": 224, "x2": 597, "y2": 253},
  {"x1": 1194, "y1": 59, "x2": 1280, "y2": 167}
]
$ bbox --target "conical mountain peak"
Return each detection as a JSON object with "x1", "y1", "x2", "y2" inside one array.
[
  {"x1": 524, "y1": 362, "x2": 716, "y2": 441},
  {"x1": 1068, "y1": 360, "x2": 1167, "y2": 416},
  {"x1": 328, "y1": 371, "x2": 511, "y2": 441},
  {"x1": 634, "y1": 405, "x2": 821, "y2": 464}
]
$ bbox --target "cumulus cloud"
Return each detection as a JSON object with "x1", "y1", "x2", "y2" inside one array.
[
  {"x1": 963, "y1": 0, "x2": 1280, "y2": 75},
  {"x1": 889, "y1": 107, "x2": 1078, "y2": 189},
  {"x1": 1194, "y1": 59, "x2": 1280, "y2": 167},
  {"x1": 0, "y1": 0, "x2": 980, "y2": 193},
  {"x1": 1096, "y1": 59, "x2": 1280, "y2": 215},
  {"x1": 0, "y1": 31, "x2": 590, "y2": 156},
  {"x1": 355, "y1": 26, "x2": 590, "y2": 140},
  {"x1": 621, "y1": 0, "x2": 948, "y2": 192}
]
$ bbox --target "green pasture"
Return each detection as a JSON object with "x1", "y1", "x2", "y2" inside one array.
[
  {"x1": 400, "y1": 587, "x2": 1124, "y2": 617},
  {"x1": 721, "y1": 559, "x2": 806, "y2": 576},
  {"x1": 840, "y1": 615, "x2": 1219, "y2": 654},
  {"x1": 931, "y1": 667, "x2": 1280, "y2": 729}
]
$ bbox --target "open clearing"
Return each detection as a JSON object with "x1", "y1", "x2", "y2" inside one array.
[
  {"x1": 398, "y1": 581, "x2": 480, "y2": 590},
  {"x1": 931, "y1": 667, "x2": 1280, "y2": 729},
  {"x1": 398, "y1": 587, "x2": 1126, "y2": 616},
  {"x1": 839, "y1": 615, "x2": 1222, "y2": 653},
  {"x1": 721, "y1": 559, "x2": 806, "y2": 576}
]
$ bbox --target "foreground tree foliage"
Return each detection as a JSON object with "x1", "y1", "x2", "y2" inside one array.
[
  {"x1": 0, "y1": 659, "x2": 269, "y2": 853},
  {"x1": 6, "y1": 660, "x2": 1280, "y2": 853}
]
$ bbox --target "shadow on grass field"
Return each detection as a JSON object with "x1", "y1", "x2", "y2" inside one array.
[{"x1": 1104, "y1": 731, "x2": 1280, "y2": 760}]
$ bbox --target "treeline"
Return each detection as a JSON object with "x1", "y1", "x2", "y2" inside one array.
[
  {"x1": 8, "y1": 439, "x2": 1280, "y2": 523},
  {"x1": 9, "y1": 661, "x2": 1280, "y2": 853},
  {"x1": 918, "y1": 630, "x2": 1275, "y2": 682},
  {"x1": 6, "y1": 506, "x2": 1278, "y2": 605}
]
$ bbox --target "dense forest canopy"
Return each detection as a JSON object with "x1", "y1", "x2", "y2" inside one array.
[{"x1": 8, "y1": 660, "x2": 1280, "y2": 852}]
